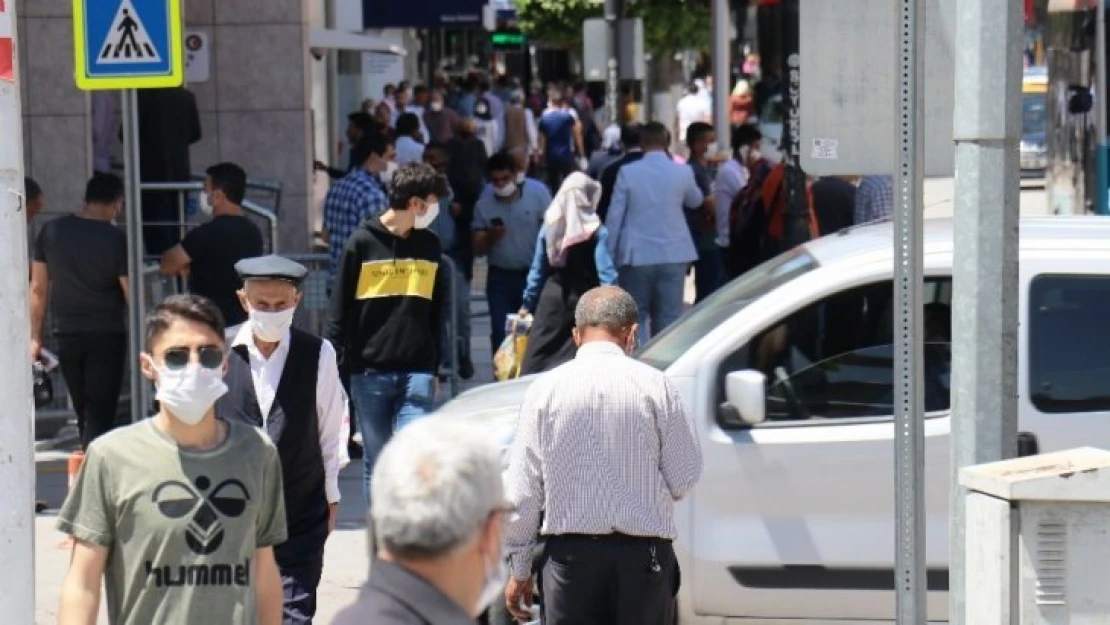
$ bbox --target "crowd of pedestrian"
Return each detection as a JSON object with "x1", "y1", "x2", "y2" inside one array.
[{"x1": 24, "y1": 67, "x2": 896, "y2": 625}]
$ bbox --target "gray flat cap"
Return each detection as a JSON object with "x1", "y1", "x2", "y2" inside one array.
[{"x1": 234, "y1": 255, "x2": 308, "y2": 285}]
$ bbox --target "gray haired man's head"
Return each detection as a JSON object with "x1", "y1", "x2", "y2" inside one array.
[
  {"x1": 573, "y1": 286, "x2": 639, "y2": 350},
  {"x1": 370, "y1": 417, "x2": 505, "y2": 560}
]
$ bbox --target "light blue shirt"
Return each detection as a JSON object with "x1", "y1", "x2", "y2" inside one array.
[
  {"x1": 605, "y1": 151, "x2": 703, "y2": 267},
  {"x1": 472, "y1": 179, "x2": 552, "y2": 270},
  {"x1": 428, "y1": 184, "x2": 457, "y2": 252}
]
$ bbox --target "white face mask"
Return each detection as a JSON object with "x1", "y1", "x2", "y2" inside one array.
[
  {"x1": 495, "y1": 181, "x2": 517, "y2": 198},
  {"x1": 514, "y1": 172, "x2": 526, "y2": 185},
  {"x1": 430, "y1": 101, "x2": 444, "y2": 112},
  {"x1": 249, "y1": 307, "x2": 296, "y2": 343},
  {"x1": 198, "y1": 191, "x2": 213, "y2": 216},
  {"x1": 414, "y1": 200, "x2": 440, "y2": 230},
  {"x1": 474, "y1": 550, "x2": 509, "y2": 615},
  {"x1": 154, "y1": 364, "x2": 228, "y2": 426},
  {"x1": 750, "y1": 149, "x2": 763, "y2": 163}
]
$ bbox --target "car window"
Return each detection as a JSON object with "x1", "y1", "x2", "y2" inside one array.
[
  {"x1": 719, "y1": 278, "x2": 953, "y2": 422},
  {"x1": 1022, "y1": 93, "x2": 1047, "y2": 136},
  {"x1": 1029, "y1": 275, "x2": 1110, "y2": 413},
  {"x1": 638, "y1": 250, "x2": 818, "y2": 371}
]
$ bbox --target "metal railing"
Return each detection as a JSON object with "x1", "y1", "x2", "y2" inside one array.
[{"x1": 138, "y1": 181, "x2": 280, "y2": 254}]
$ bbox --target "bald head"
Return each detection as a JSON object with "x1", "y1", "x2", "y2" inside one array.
[{"x1": 575, "y1": 286, "x2": 638, "y2": 334}]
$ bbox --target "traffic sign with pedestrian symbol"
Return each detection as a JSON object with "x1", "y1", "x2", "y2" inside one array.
[{"x1": 72, "y1": 0, "x2": 183, "y2": 90}]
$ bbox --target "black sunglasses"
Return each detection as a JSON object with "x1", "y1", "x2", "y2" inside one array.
[{"x1": 161, "y1": 346, "x2": 224, "y2": 371}]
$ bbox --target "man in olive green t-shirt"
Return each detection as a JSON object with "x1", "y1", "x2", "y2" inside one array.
[{"x1": 57, "y1": 294, "x2": 287, "y2": 625}]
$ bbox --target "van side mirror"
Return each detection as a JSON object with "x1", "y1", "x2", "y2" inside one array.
[{"x1": 717, "y1": 370, "x2": 767, "y2": 429}]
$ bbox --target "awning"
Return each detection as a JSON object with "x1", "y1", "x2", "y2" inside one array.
[
  {"x1": 308, "y1": 29, "x2": 407, "y2": 55},
  {"x1": 362, "y1": 0, "x2": 484, "y2": 29}
]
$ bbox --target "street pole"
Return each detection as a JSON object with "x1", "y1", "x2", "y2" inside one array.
[
  {"x1": 948, "y1": 0, "x2": 1022, "y2": 622},
  {"x1": 604, "y1": 0, "x2": 622, "y2": 126},
  {"x1": 780, "y1": 0, "x2": 808, "y2": 248},
  {"x1": 121, "y1": 89, "x2": 149, "y2": 422},
  {"x1": 712, "y1": 0, "x2": 731, "y2": 135},
  {"x1": 893, "y1": 0, "x2": 926, "y2": 622},
  {"x1": 1095, "y1": 0, "x2": 1109, "y2": 215},
  {"x1": 0, "y1": 0, "x2": 36, "y2": 620}
]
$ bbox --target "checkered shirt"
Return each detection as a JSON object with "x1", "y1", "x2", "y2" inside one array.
[
  {"x1": 853, "y1": 175, "x2": 894, "y2": 224},
  {"x1": 323, "y1": 169, "x2": 388, "y2": 287},
  {"x1": 502, "y1": 341, "x2": 704, "y2": 581}
]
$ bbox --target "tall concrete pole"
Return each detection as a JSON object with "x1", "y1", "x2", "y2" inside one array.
[
  {"x1": 604, "y1": 0, "x2": 622, "y2": 126},
  {"x1": 948, "y1": 0, "x2": 1023, "y2": 623},
  {"x1": 0, "y1": 0, "x2": 37, "y2": 620},
  {"x1": 711, "y1": 0, "x2": 731, "y2": 135}
]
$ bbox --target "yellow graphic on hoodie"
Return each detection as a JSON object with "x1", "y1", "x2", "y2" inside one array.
[{"x1": 355, "y1": 259, "x2": 438, "y2": 300}]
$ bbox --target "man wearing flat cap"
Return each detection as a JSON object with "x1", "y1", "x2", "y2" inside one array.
[{"x1": 217, "y1": 254, "x2": 351, "y2": 625}]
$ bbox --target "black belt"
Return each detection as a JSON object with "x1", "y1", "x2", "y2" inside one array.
[
  {"x1": 489, "y1": 265, "x2": 529, "y2": 273},
  {"x1": 546, "y1": 533, "x2": 670, "y2": 545}
]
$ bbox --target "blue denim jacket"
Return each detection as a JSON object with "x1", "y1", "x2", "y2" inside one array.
[{"x1": 521, "y1": 225, "x2": 618, "y2": 312}]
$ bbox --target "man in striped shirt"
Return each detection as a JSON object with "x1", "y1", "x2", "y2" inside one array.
[{"x1": 502, "y1": 286, "x2": 703, "y2": 625}]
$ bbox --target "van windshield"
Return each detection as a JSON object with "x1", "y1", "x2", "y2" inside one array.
[{"x1": 638, "y1": 249, "x2": 820, "y2": 371}]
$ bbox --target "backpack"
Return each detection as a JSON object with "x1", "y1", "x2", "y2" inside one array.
[{"x1": 728, "y1": 160, "x2": 776, "y2": 272}]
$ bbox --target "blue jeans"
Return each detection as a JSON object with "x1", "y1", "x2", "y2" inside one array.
[
  {"x1": 349, "y1": 370, "x2": 436, "y2": 507},
  {"x1": 486, "y1": 266, "x2": 528, "y2": 355},
  {"x1": 618, "y1": 263, "x2": 688, "y2": 346},
  {"x1": 693, "y1": 247, "x2": 725, "y2": 303}
]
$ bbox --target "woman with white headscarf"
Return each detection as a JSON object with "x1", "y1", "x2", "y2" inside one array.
[{"x1": 517, "y1": 172, "x2": 618, "y2": 373}]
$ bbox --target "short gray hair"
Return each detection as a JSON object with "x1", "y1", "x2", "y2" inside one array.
[
  {"x1": 370, "y1": 417, "x2": 504, "y2": 559},
  {"x1": 574, "y1": 286, "x2": 638, "y2": 331}
]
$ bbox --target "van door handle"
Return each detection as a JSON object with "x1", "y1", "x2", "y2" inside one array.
[{"x1": 1017, "y1": 431, "x2": 1039, "y2": 457}]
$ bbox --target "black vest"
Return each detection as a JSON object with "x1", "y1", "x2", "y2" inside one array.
[{"x1": 218, "y1": 328, "x2": 329, "y2": 566}]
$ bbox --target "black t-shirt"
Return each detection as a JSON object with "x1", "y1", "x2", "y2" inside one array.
[
  {"x1": 181, "y1": 214, "x2": 264, "y2": 327},
  {"x1": 811, "y1": 177, "x2": 857, "y2": 236},
  {"x1": 33, "y1": 215, "x2": 128, "y2": 334}
]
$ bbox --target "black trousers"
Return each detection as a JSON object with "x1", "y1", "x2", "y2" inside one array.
[
  {"x1": 540, "y1": 534, "x2": 679, "y2": 625},
  {"x1": 279, "y1": 546, "x2": 326, "y2": 625},
  {"x1": 56, "y1": 332, "x2": 127, "y2": 449}
]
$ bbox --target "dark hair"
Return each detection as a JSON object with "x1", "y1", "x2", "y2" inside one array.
[
  {"x1": 621, "y1": 124, "x2": 642, "y2": 148},
  {"x1": 486, "y1": 151, "x2": 516, "y2": 176},
  {"x1": 687, "y1": 82, "x2": 700, "y2": 94},
  {"x1": 396, "y1": 112, "x2": 421, "y2": 137},
  {"x1": 389, "y1": 162, "x2": 448, "y2": 210},
  {"x1": 146, "y1": 294, "x2": 226, "y2": 348},
  {"x1": 84, "y1": 172, "x2": 124, "y2": 205},
  {"x1": 686, "y1": 121, "x2": 714, "y2": 147},
  {"x1": 352, "y1": 132, "x2": 392, "y2": 166},
  {"x1": 24, "y1": 177, "x2": 42, "y2": 204},
  {"x1": 205, "y1": 163, "x2": 247, "y2": 205},
  {"x1": 383, "y1": 83, "x2": 396, "y2": 96},
  {"x1": 423, "y1": 141, "x2": 449, "y2": 157},
  {"x1": 348, "y1": 112, "x2": 375, "y2": 134},
  {"x1": 640, "y1": 122, "x2": 670, "y2": 149},
  {"x1": 413, "y1": 85, "x2": 428, "y2": 98},
  {"x1": 731, "y1": 124, "x2": 763, "y2": 154}
]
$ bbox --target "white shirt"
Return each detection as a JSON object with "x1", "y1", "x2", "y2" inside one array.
[
  {"x1": 395, "y1": 135, "x2": 426, "y2": 165},
  {"x1": 676, "y1": 94, "x2": 711, "y2": 145},
  {"x1": 232, "y1": 324, "x2": 351, "y2": 504},
  {"x1": 714, "y1": 158, "x2": 750, "y2": 247},
  {"x1": 503, "y1": 341, "x2": 703, "y2": 581}
]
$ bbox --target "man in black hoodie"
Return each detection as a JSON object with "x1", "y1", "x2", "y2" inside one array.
[{"x1": 326, "y1": 162, "x2": 450, "y2": 506}]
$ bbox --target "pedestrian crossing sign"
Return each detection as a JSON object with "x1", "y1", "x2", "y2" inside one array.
[{"x1": 73, "y1": 0, "x2": 183, "y2": 89}]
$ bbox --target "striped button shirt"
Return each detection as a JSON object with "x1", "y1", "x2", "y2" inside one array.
[{"x1": 502, "y1": 340, "x2": 704, "y2": 581}]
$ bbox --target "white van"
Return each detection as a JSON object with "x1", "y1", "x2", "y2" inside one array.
[{"x1": 439, "y1": 217, "x2": 1110, "y2": 624}]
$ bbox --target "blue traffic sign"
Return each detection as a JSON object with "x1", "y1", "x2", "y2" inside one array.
[{"x1": 72, "y1": 0, "x2": 183, "y2": 90}]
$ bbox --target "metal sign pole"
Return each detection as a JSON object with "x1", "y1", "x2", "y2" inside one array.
[
  {"x1": 711, "y1": 0, "x2": 730, "y2": 134},
  {"x1": 121, "y1": 88, "x2": 148, "y2": 421},
  {"x1": 893, "y1": 0, "x2": 927, "y2": 621},
  {"x1": 604, "y1": 0, "x2": 622, "y2": 126}
]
